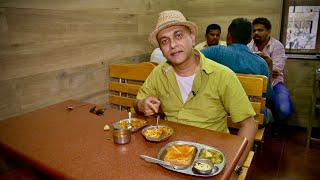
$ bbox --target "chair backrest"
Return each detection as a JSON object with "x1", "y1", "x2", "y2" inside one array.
[
  {"x1": 228, "y1": 73, "x2": 268, "y2": 129},
  {"x1": 109, "y1": 62, "x2": 156, "y2": 110}
]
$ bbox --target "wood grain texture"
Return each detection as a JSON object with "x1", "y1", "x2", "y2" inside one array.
[
  {"x1": 0, "y1": 0, "x2": 283, "y2": 120},
  {"x1": 284, "y1": 59, "x2": 319, "y2": 127},
  {"x1": 187, "y1": 0, "x2": 283, "y2": 43}
]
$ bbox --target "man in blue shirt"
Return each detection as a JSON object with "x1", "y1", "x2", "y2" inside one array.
[{"x1": 201, "y1": 18, "x2": 273, "y2": 124}]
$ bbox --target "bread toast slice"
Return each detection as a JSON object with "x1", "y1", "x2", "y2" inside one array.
[{"x1": 164, "y1": 145, "x2": 195, "y2": 166}]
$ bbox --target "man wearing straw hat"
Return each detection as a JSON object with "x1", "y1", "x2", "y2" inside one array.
[{"x1": 134, "y1": 10, "x2": 256, "y2": 177}]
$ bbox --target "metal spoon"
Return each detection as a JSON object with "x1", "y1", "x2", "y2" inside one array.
[
  {"x1": 140, "y1": 155, "x2": 175, "y2": 169},
  {"x1": 156, "y1": 115, "x2": 160, "y2": 129},
  {"x1": 67, "y1": 103, "x2": 88, "y2": 110},
  {"x1": 140, "y1": 155, "x2": 189, "y2": 170},
  {"x1": 127, "y1": 111, "x2": 132, "y2": 129}
]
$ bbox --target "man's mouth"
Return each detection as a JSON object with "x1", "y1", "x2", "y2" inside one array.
[{"x1": 171, "y1": 51, "x2": 182, "y2": 56}]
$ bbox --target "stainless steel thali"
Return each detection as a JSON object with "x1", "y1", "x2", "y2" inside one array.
[
  {"x1": 113, "y1": 118, "x2": 148, "y2": 133},
  {"x1": 141, "y1": 124, "x2": 173, "y2": 142},
  {"x1": 156, "y1": 141, "x2": 226, "y2": 177}
]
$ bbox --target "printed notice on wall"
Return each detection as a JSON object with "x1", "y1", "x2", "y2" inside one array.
[{"x1": 286, "y1": 6, "x2": 319, "y2": 50}]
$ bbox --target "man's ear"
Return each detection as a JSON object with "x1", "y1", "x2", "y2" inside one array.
[
  {"x1": 191, "y1": 32, "x2": 196, "y2": 46},
  {"x1": 267, "y1": 29, "x2": 272, "y2": 36}
]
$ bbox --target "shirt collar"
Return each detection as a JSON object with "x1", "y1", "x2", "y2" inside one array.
[
  {"x1": 195, "y1": 49, "x2": 215, "y2": 74},
  {"x1": 229, "y1": 43, "x2": 252, "y2": 53},
  {"x1": 160, "y1": 49, "x2": 215, "y2": 75}
]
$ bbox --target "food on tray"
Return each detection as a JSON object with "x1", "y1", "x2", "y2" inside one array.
[
  {"x1": 194, "y1": 161, "x2": 212, "y2": 171},
  {"x1": 143, "y1": 126, "x2": 172, "y2": 139},
  {"x1": 119, "y1": 119, "x2": 146, "y2": 129},
  {"x1": 198, "y1": 149, "x2": 223, "y2": 164},
  {"x1": 164, "y1": 145, "x2": 196, "y2": 166},
  {"x1": 192, "y1": 159, "x2": 215, "y2": 175}
]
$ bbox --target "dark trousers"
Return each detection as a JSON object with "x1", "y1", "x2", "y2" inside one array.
[{"x1": 267, "y1": 82, "x2": 293, "y2": 122}]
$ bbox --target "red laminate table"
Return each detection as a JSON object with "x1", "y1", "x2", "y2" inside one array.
[{"x1": 0, "y1": 100, "x2": 247, "y2": 180}]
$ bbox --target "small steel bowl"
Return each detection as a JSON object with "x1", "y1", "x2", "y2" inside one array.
[
  {"x1": 113, "y1": 129, "x2": 131, "y2": 144},
  {"x1": 192, "y1": 159, "x2": 215, "y2": 175}
]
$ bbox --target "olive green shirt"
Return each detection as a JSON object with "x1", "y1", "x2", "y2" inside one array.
[{"x1": 137, "y1": 50, "x2": 255, "y2": 133}]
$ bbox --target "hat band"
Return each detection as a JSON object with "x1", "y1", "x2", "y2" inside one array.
[{"x1": 157, "y1": 20, "x2": 182, "y2": 29}]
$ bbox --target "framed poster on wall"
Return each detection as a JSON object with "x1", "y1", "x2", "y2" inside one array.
[
  {"x1": 285, "y1": 6, "x2": 319, "y2": 50},
  {"x1": 281, "y1": 0, "x2": 320, "y2": 54}
]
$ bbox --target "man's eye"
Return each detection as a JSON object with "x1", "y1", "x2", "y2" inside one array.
[
  {"x1": 161, "y1": 39, "x2": 168, "y2": 44},
  {"x1": 176, "y1": 33, "x2": 183, "y2": 38}
]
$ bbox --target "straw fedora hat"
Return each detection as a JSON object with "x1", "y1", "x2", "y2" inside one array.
[{"x1": 148, "y1": 10, "x2": 198, "y2": 47}]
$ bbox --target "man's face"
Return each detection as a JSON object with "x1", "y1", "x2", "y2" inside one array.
[
  {"x1": 206, "y1": 29, "x2": 221, "y2": 46},
  {"x1": 157, "y1": 25, "x2": 195, "y2": 66},
  {"x1": 252, "y1": 24, "x2": 271, "y2": 44}
]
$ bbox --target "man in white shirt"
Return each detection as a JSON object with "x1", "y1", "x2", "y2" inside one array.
[
  {"x1": 195, "y1": 24, "x2": 226, "y2": 50},
  {"x1": 150, "y1": 47, "x2": 167, "y2": 64}
]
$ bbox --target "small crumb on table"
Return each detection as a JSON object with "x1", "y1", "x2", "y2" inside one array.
[{"x1": 103, "y1": 125, "x2": 110, "y2": 131}]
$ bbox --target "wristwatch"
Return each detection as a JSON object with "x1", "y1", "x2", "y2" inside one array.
[{"x1": 234, "y1": 165, "x2": 243, "y2": 176}]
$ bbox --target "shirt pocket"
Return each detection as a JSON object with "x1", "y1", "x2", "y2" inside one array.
[
  {"x1": 157, "y1": 90, "x2": 181, "y2": 113},
  {"x1": 189, "y1": 93, "x2": 227, "y2": 121}
]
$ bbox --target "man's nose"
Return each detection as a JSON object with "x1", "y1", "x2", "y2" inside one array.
[{"x1": 170, "y1": 39, "x2": 178, "y2": 48}]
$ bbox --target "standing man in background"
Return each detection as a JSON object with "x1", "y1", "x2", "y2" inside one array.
[
  {"x1": 248, "y1": 17, "x2": 293, "y2": 127},
  {"x1": 194, "y1": 24, "x2": 226, "y2": 50}
]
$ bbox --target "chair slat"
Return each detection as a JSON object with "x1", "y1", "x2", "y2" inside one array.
[
  {"x1": 237, "y1": 73, "x2": 268, "y2": 93},
  {"x1": 110, "y1": 62, "x2": 156, "y2": 81},
  {"x1": 255, "y1": 128, "x2": 265, "y2": 141},
  {"x1": 109, "y1": 62, "x2": 156, "y2": 110},
  {"x1": 251, "y1": 102, "x2": 261, "y2": 115},
  {"x1": 237, "y1": 76, "x2": 264, "y2": 97},
  {"x1": 243, "y1": 151, "x2": 255, "y2": 168},
  {"x1": 109, "y1": 82, "x2": 141, "y2": 95},
  {"x1": 238, "y1": 167, "x2": 249, "y2": 180},
  {"x1": 109, "y1": 95, "x2": 135, "y2": 108}
]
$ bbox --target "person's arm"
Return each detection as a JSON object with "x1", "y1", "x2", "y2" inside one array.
[
  {"x1": 257, "y1": 52, "x2": 273, "y2": 76},
  {"x1": 270, "y1": 42, "x2": 286, "y2": 74},
  {"x1": 229, "y1": 116, "x2": 256, "y2": 179},
  {"x1": 237, "y1": 116, "x2": 256, "y2": 165},
  {"x1": 256, "y1": 52, "x2": 274, "y2": 96}
]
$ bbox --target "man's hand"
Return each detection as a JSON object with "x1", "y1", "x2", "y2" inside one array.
[
  {"x1": 257, "y1": 52, "x2": 273, "y2": 77},
  {"x1": 272, "y1": 70, "x2": 279, "y2": 79},
  {"x1": 135, "y1": 96, "x2": 161, "y2": 116}
]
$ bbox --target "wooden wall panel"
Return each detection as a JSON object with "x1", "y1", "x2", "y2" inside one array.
[
  {"x1": 0, "y1": 0, "x2": 149, "y2": 11},
  {"x1": 284, "y1": 59, "x2": 319, "y2": 127},
  {"x1": 0, "y1": 8, "x2": 152, "y2": 81},
  {"x1": 0, "y1": 0, "x2": 185, "y2": 12},
  {"x1": 186, "y1": 0, "x2": 283, "y2": 44},
  {"x1": 0, "y1": 0, "x2": 283, "y2": 120}
]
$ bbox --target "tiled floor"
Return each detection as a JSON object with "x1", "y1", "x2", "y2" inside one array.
[
  {"x1": 1, "y1": 125, "x2": 320, "y2": 179},
  {"x1": 247, "y1": 125, "x2": 320, "y2": 180}
]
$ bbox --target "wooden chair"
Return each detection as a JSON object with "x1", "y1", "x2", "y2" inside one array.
[
  {"x1": 227, "y1": 73, "x2": 268, "y2": 180},
  {"x1": 236, "y1": 73, "x2": 268, "y2": 145},
  {"x1": 109, "y1": 62, "x2": 156, "y2": 110}
]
